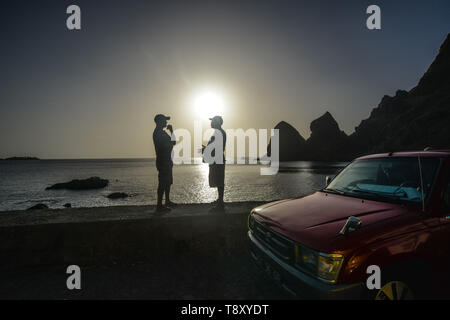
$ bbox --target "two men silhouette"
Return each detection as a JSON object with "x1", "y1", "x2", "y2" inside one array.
[{"x1": 152, "y1": 114, "x2": 226, "y2": 213}]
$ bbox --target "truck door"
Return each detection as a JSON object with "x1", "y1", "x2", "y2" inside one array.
[{"x1": 437, "y1": 160, "x2": 450, "y2": 290}]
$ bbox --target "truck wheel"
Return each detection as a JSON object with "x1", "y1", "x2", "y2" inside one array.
[{"x1": 375, "y1": 281, "x2": 414, "y2": 300}]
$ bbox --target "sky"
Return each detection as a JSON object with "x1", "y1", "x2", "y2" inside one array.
[{"x1": 0, "y1": 0, "x2": 449, "y2": 159}]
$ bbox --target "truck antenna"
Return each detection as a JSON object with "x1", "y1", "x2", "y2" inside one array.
[{"x1": 418, "y1": 155, "x2": 425, "y2": 212}]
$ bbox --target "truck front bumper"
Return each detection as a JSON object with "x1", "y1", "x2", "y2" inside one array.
[{"x1": 248, "y1": 231, "x2": 365, "y2": 300}]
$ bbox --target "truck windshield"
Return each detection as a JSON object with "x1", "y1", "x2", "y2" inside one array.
[{"x1": 325, "y1": 157, "x2": 440, "y2": 204}]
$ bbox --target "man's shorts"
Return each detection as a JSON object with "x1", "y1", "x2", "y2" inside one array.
[
  {"x1": 209, "y1": 164, "x2": 225, "y2": 188},
  {"x1": 157, "y1": 165, "x2": 173, "y2": 188}
]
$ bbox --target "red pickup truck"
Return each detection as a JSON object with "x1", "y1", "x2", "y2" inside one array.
[{"x1": 248, "y1": 151, "x2": 450, "y2": 300}]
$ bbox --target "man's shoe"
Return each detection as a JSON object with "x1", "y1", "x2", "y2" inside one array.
[
  {"x1": 209, "y1": 201, "x2": 225, "y2": 213},
  {"x1": 155, "y1": 205, "x2": 171, "y2": 214},
  {"x1": 166, "y1": 201, "x2": 177, "y2": 208}
]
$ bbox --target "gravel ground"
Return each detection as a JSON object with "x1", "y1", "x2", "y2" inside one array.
[
  {"x1": 0, "y1": 254, "x2": 290, "y2": 300},
  {"x1": 0, "y1": 202, "x2": 271, "y2": 227},
  {"x1": 0, "y1": 202, "x2": 293, "y2": 300}
]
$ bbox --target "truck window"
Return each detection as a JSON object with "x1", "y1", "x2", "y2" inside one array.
[{"x1": 327, "y1": 157, "x2": 440, "y2": 204}]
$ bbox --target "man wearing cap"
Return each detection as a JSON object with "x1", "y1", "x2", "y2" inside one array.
[
  {"x1": 153, "y1": 114, "x2": 176, "y2": 212},
  {"x1": 202, "y1": 116, "x2": 227, "y2": 210}
]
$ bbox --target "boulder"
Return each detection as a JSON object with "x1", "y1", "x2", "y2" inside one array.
[
  {"x1": 27, "y1": 203, "x2": 49, "y2": 210},
  {"x1": 107, "y1": 192, "x2": 129, "y2": 199},
  {"x1": 46, "y1": 177, "x2": 109, "y2": 190},
  {"x1": 64, "y1": 203, "x2": 72, "y2": 208}
]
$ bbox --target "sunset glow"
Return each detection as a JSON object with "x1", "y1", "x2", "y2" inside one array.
[{"x1": 192, "y1": 89, "x2": 226, "y2": 119}]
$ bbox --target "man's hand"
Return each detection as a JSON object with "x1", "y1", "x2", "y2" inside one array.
[{"x1": 167, "y1": 124, "x2": 173, "y2": 133}]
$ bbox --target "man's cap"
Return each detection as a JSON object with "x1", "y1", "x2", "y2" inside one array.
[
  {"x1": 154, "y1": 114, "x2": 170, "y2": 123},
  {"x1": 209, "y1": 115, "x2": 223, "y2": 125}
]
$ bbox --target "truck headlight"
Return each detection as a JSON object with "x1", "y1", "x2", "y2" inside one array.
[
  {"x1": 298, "y1": 245, "x2": 318, "y2": 273},
  {"x1": 295, "y1": 245, "x2": 344, "y2": 283},
  {"x1": 248, "y1": 214, "x2": 255, "y2": 230},
  {"x1": 318, "y1": 253, "x2": 344, "y2": 282}
]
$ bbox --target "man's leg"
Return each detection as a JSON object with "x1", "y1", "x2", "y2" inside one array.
[
  {"x1": 211, "y1": 186, "x2": 224, "y2": 210},
  {"x1": 164, "y1": 165, "x2": 176, "y2": 207},
  {"x1": 218, "y1": 186, "x2": 224, "y2": 204},
  {"x1": 156, "y1": 184, "x2": 171, "y2": 212},
  {"x1": 164, "y1": 186, "x2": 171, "y2": 206},
  {"x1": 157, "y1": 184, "x2": 164, "y2": 208},
  {"x1": 217, "y1": 164, "x2": 225, "y2": 205},
  {"x1": 156, "y1": 166, "x2": 171, "y2": 212}
]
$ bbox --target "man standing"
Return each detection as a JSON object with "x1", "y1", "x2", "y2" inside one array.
[
  {"x1": 203, "y1": 116, "x2": 227, "y2": 211},
  {"x1": 153, "y1": 114, "x2": 176, "y2": 212}
]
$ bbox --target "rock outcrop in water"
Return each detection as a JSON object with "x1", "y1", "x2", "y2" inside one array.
[
  {"x1": 304, "y1": 112, "x2": 349, "y2": 161},
  {"x1": 27, "y1": 204, "x2": 49, "y2": 210},
  {"x1": 267, "y1": 121, "x2": 306, "y2": 161},
  {"x1": 107, "y1": 192, "x2": 129, "y2": 199},
  {"x1": 269, "y1": 112, "x2": 349, "y2": 161},
  {"x1": 269, "y1": 33, "x2": 450, "y2": 161},
  {"x1": 5, "y1": 157, "x2": 40, "y2": 160},
  {"x1": 46, "y1": 177, "x2": 109, "y2": 190}
]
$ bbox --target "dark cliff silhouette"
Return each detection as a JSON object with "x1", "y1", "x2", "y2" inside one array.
[
  {"x1": 267, "y1": 121, "x2": 306, "y2": 161},
  {"x1": 349, "y1": 33, "x2": 450, "y2": 158},
  {"x1": 270, "y1": 33, "x2": 450, "y2": 162},
  {"x1": 304, "y1": 112, "x2": 348, "y2": 161}
]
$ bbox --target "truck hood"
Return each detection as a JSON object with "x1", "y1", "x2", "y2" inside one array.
[{"x1": 252, "y1": 192, "x2": 420, "y2": 252}]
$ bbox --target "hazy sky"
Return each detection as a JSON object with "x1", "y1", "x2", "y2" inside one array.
[{"x1": 1, "y1": 0, "x2": 449, "y2": 159}]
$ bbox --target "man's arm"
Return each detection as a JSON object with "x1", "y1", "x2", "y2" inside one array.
[{"x1": 166, "y1": 125, "x2": 176, "y2": 146}]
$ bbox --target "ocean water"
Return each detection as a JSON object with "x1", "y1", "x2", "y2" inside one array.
[{"x1": 0, "y1": 159, "x2": 347, "y2": 212}]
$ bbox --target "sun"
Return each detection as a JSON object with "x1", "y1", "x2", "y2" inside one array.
[{"x1": 192, "y1": 89, "x2": 225, "y2": 119}]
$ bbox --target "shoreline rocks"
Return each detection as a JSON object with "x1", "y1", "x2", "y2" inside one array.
[
  {"x1": 107, "y1": 192, "x2": 129, "y2": 199},
  {"x1": 46, "y1": 177, "x2": 109, "y2": 190},
  {"x1": 5, "y1": 157, "x2": 40, "y2": 161},
  {"x1": 27, "y1": 204, "x2": 49, "y2": 211}
]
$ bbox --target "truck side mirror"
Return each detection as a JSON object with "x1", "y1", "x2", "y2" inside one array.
[{"x1": 325, "y1": 176, "x2": 332, "y2": 187}]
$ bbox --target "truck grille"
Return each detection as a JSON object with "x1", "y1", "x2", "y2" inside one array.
[{"x1": 253, "y1": 221, "x2": 294, "y2": 263}]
